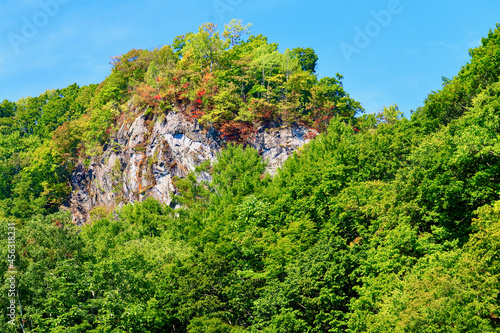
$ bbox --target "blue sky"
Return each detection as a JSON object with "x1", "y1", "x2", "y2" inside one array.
[{"x1": 1, "y1": 0, "x2": 499, "y2": 117}]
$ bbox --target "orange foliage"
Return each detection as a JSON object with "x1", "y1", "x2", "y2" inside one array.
[
  {"x1": 135, "y1": 85, "x2": 160, "y2": 108},
  {"x1": 219, "y1": 121, "x2": 257, "y2": 143}
]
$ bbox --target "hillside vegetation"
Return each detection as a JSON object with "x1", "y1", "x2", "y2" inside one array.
[
  {"x1": 0, "y1": 20, "x2": 361, "y2": 220},
  {"x1": 1, "y1": 22, "x2": 500, "y2": 332}
]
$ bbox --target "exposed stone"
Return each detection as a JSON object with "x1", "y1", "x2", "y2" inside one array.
[{"x1": 70, "y1": 111, "x2": 316, "y2": 225}]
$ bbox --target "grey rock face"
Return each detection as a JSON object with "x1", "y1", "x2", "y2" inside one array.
[
  {"x1": 254, "y1": 126, "x2": 316, "y2": 176},
  {"x1": 70, "y1": 111, "x2": 316, "y2": 225}
]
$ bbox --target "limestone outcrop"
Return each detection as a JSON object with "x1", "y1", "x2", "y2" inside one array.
[{"x1": 70, "y1": 111, "x2": 316, "y2": 225}]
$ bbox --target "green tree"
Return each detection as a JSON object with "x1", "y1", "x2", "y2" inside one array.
[
  {"x1": 183, "y1": 23, "x2": 227, "y2": 72},
  {"x1": 223, "y1": 19, "x2": 252, "y2": 48},
  {"x1": 291, "y1": 47, "x2": 318, "y2": 73}
]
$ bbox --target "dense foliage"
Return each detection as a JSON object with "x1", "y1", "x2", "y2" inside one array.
[
  {"x1": 2, "y1": 22, "x2": 500, "y2": 332},
  {"x1": 0, "y1": 20, "x2": 361, "y2": 219}
]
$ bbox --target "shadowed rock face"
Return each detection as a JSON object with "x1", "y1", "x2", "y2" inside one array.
[{"x1": 70, "y1": 111, "x2": 316, "y2": 225}]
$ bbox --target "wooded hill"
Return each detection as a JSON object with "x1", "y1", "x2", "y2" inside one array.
[{"x1": 1, "y1": 21, "x2": 500, "y2": 332}]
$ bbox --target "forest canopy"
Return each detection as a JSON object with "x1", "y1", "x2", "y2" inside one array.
[{"x1": 1, "y1": 22, "x2": 500, "y2": 332}]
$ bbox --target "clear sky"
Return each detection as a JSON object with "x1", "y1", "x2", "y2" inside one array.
[{"x1": 1, "y1": 0, "x2": 499, "y2": 117}]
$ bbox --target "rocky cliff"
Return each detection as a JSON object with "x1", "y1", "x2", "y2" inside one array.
[{"x1": 70, "y1": 111, "x2": 316, "y2": 225}]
